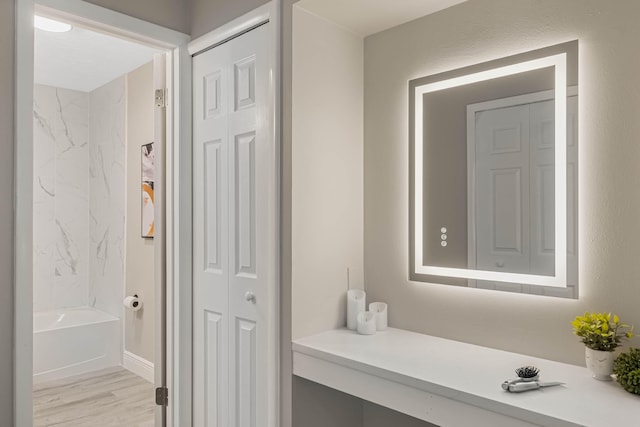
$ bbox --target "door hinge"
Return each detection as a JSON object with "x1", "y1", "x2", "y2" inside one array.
[
  {"x1": 155, "y1": 386, "x2": 168, "y2": 406},
  {"x1": 155, "y1": 88, "x2": 168, "y2": 108}
]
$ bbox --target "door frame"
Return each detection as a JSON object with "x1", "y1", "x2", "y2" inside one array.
[
  {"x1": 187, "y1": 2, "x2": 281, "y2": 426},
  {"x1": 14, "y1": 0, "x2": 191, "y2": 425}
]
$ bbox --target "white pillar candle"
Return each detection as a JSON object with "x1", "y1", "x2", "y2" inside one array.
[
  {"x1": 357, "y1": 311, "x2": 377, "y2": 335},
  {"x1": 369, "y1": 302, "x2": 388, "y2": 331},
  {"x1": 347, "y1": 289, "x2": 366, "y2": 330}
]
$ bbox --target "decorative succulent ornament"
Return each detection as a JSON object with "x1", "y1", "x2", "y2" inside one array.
[{"x1": 614, "y1": 348, "x2": 640, "y2": 395}]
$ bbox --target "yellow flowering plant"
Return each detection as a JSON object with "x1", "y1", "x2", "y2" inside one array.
[{"x1": 571, "y1": 312, "x2": 634, "y2": 352}]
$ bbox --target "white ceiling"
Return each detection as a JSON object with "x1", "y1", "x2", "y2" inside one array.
[
  {"x1": 35, "y1": 23, "x2": 162, "y2": 93},
  {"x1": 297, "y1": 0, "x2": 468, "y2": 37}
]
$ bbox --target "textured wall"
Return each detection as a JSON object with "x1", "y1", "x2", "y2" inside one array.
[
  {"x1": 33, "y1": 85, "x2": 90, "y2": 312},
  {"x1": 290, "y1": 5, "x2": 366, "y2": 426},
  {"x1": 364, "y1": 0, "x2": 640, "y2": 366},
  {"x1": 291, "y1": 5, "x2": 364, "y2": 340}
]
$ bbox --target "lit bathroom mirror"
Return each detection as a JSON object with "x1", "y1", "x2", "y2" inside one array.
[{"x1": 409, "y1": 41, "x2": 578, "y2": 298}]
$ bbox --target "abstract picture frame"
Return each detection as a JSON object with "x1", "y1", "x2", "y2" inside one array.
[{"x1": 141, "y1": 142, "x2": 154, "y2": 238}]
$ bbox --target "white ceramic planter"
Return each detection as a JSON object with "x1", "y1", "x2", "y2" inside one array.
[{"x1": 585, "y1": 347, "x2": 615, "y2": 381}]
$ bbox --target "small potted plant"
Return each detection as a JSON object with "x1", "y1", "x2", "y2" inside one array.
[{"x1": 571, "y1": 312, "x2": 634, "y2": 381}]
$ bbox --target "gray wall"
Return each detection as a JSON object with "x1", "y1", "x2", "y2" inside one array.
[
  {"x1": 125, "y1": 62, "x2": 156, "y2": 363},
  {"x1": 291, "y1": 378, "x2": 437, "y2": 427},
  {"x1": 289, "y1": 5, "x2": 365, "y2": 425},
  {"x1": 85, "y1": 0, "x2": 190, "y2": 33},
  {"x1": 292, "y1": 377, "x2": 363, "y2": 427},
  {"x1": 363, "y1": 402, "x2": 436, "y2": 427},
  {"x1": 365, "y1": 0, "x2": 640, "y2": 366},
  {"x1": 291, "y1": 4, "x2": 364, "y2": 341},
  {"x1": 1, "y1": 0, "x2": 14, "y2": 424},
  {"x1": 191, "y1": 0, "x2": 270, "y2": 38}
]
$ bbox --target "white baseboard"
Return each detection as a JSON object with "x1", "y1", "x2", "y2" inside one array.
[{"x1": 123, "y1": 351, "x2": 155, "y2": 383}]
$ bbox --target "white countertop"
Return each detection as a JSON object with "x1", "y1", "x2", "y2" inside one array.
[{"x1": 292, "y1": 328, "x2": 640, "y2": 427}]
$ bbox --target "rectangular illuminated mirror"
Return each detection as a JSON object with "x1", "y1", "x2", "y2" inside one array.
[{"x1": 409, "y1": 41, "x2": 578, "y2": 297}]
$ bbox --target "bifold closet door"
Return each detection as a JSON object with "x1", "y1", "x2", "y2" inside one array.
[{"x1": 192, "y1": 22, "x2": 273, "y2": 427}]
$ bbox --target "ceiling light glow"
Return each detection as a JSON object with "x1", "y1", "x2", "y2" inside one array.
[{"x1": 35, "y1": 16, "x2": 72, "y2": 33}]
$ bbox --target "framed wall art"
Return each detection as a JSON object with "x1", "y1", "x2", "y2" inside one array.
[{"x1": 141, "y1": 142, "x2": 154, "y2": 238}]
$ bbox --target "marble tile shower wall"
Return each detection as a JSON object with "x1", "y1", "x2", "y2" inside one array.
[
  {"x1": 33, "y1": 85, "x2": 90, "y2": 312},
  {"x1": 33, "y1": 78, "x2": 126, "y2": 319},
  {"x1": 89, "y1": 77, "x2": 126, "y2": 319}
]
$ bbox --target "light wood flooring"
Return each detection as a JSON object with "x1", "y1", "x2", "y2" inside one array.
[{"x1": 33, "y1": 367, "x2": 155, "y2": 427}]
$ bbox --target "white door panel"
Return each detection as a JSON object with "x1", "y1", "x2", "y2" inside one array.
[
  {"x1": 470, "y1": 95, "x2": 577, "y2": 296},
  {"x1": 475, "y1": 104, "x2": 530, "y2": 278},
  {"x1": 193, "y1": 21, "x2": 273, "y2": 427},
  {"x1": 529, "y1": 100, "x2": 555, "y2": 276},
  {"x1": 193, "y1": 38, "x2": 230, "y2": 427}
]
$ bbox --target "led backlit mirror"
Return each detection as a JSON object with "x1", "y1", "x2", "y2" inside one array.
[{"x1": 409, "y1": 41, "x2": 578, "y2": 297}]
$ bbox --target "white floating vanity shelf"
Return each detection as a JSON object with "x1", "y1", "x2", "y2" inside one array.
[{"x1": 293, "y1": 328, "x2": 640, "y2": 427}]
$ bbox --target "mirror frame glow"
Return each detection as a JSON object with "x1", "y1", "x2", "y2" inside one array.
[{"x1": 413, "y1": 53, "x2": 567, "y2": 287}]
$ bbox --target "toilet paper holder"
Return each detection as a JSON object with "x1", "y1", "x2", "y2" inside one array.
[{"x1": 124, "y1": 294, "x2": 143, "y2": 311}]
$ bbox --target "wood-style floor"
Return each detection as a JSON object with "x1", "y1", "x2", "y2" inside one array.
[{"x1": 33, "y1": 367, "x2": 155, "y2": 427}]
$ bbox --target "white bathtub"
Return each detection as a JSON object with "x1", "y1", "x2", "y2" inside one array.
[{"x1": 33, "y1": 307, "x2": 121, "y2": 383}]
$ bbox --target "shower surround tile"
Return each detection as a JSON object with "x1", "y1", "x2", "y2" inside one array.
[
  {"x1": 34, "y1": 79, "x2": 126, "y2": 318},
  {"x1": 33, "y1": 85, "x2": 89, "y2": 312},
  {"x1": 89, "y1": 77, "x2": 126, "y2": 319}
]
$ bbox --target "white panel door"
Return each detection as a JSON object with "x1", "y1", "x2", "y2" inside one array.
[
  {"x1": 193, "y1": 22, "x2": 275, "y2": 427},
  {"x1": 193, "y1": 37, "x2": 231, "y2": 427},
  {"x1": 475, "y1": 104, "x2": 531, "y2": 286},
  {"x1": 529, "y1": 99, "x2": 555, "y2": 277},
  {"x1": 472, "y1": 96, "x2": 577, "y2": 295},
  {"x1": 533, "y1": 95, "x2": 578, "y2": 298}
]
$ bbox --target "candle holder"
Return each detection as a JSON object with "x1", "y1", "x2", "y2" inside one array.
[
  {"x1": 357, "y1": 311, "x2": 377, "y2": 335},
  {"x1": 347, "y1": 289, "x2": 366, "y2": 330},
  {"x1": 369, "y1": 302, "x2": 388, "y2": 331}
]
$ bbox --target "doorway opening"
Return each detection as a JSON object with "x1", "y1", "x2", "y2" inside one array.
[
  {"x1": 15, "y1": 1, "x2": 191, "y2": 426},
  {"x1": 32, "y1": 13, "x2": 161, "y2": 425}
]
